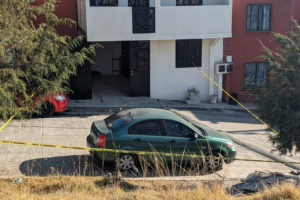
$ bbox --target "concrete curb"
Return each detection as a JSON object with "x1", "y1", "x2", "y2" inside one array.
[
  {"x1": 224, "y1": 133, "x2": 300, "y2": 170},
  {"x1": 65, "y1": 106, "x2": 255, "y2": 114}
]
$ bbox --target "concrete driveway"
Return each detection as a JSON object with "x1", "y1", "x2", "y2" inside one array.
[{"x1": 0, "y1": 109, "x2": 295, "y2": 180}]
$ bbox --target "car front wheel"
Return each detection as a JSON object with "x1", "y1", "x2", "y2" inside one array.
[
  {"x1": 40, "y1": 102, "x2": 55, "y2": 117},
  {"x1": 205, "y1": 153, "x2": 224, "y2": 172}
]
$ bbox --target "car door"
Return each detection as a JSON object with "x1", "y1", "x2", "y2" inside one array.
[
  {"x1": 125, "y1": 120, "x2": 166, "y2": 153},
  {"x1": 162, "y1": 120, "x2": 204, "y2": 155}
]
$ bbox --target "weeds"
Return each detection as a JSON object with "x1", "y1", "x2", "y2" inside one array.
[{"x1": 0, "y1": 176, "x2": 298, "y2": 200}]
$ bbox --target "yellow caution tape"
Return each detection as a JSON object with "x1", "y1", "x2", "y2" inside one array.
[
  {"x1": 0, "y1": 93, "x2": 35, "y2": 133},
  {"x1": 196, "y1": 67, "x2": 280, "y2": 135},
  {"x1": 0, "y1": 139, "x2": 300, "y2": 165},
  {"x1": 0, "y1": 115, "x2": 15, "y2": 132},
  {"x1": 0, "y1": 139, "x2": 192, "y2": 158}
]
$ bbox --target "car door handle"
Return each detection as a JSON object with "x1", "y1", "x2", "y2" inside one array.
[
  {"x1": 133, "y1": 138, "x2": 142, "y2": 142},
  {"x1": 168, "y1": 139, "x2": 176, "y2": 143}
]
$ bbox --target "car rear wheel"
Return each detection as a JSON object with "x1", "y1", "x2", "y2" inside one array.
[
  {"x1": 205, "y1": 153, "x2": 224, "y2": 172},
  {"x1": 40, "y1": 102, "x2": 55, "y2": 117},
  {"x1": 118, "y1": 154, "x2": 137, "y2": 171}
]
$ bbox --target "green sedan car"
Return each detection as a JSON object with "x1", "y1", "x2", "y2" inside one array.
[{"x1": 87, "y1": 108, "x2": 236, "y2": 171}]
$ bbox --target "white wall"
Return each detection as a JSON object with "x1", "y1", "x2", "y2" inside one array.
[
  {"x1": 91, "y1": 42, "x2": 121, "y2": 75},
  {"x1": 85, "y1": 1, "x2": 232, "y2": 41},
  {"x1": 203, "y1": 0, "x2": 230, "y2": 5},
  {"x1": 150, "y1": 39, "x2": 223, "y2": 101},
  {"x1": 161, "y1": 0, "x2": 230, "y2": 6},
  {"x1": 119, "y1": 0, "x2": 128, "y2": 7}
]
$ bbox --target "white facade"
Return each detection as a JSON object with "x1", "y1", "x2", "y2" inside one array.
[
  {"x1": 77, "y1": 0, "x2": 232, "y2": 102},
  {"x1": 150, "y1": 39, "x2": 223, "y2": 101},
  {"x1": 78, "y1": 0, "x2": 232, "y2": 41}
]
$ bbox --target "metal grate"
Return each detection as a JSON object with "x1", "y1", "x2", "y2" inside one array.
[{"x1": 132, "y1": 7, "x2": 155, "y2": 34}]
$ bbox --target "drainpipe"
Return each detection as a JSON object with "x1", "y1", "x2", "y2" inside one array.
[{"x1": 208, "y1": 38, "x2": 220, "y2": 102}]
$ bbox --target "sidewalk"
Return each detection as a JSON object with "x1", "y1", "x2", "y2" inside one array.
[{"x1": 68, "y1": 96, "x2": 256, "y2": 111}]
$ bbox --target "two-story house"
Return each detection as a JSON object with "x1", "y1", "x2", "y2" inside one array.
[
  {"x1": 223, "y1": 0, "x2": 300, "y2": 102},
  {"x1": 75, "y1": 0, "x2": 233, "y2": 102}
]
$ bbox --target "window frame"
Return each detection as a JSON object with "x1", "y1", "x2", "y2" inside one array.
[
  {"x1": 128, "y1": 120, "x2": 163, "y2": 136},
  {"x1": 244, "y1": 62, "x2": 267, "y2": 89},
  {"x1": 176, "y1": 39, "x2": 202, "y2": 68},
  {"x1": 162, "y1": 120, "x2": 195, "y2": 138},
  {"x1": 176, "y1": 0, "x2": 203, "y2": 6},
  {"x1": 90, "y1": 0, "x2": 118, "y2": 7},
  {"x1": 128, "y1": 0, "x2": 149, "y2": 7},
  {"x1": 246, "y1": 3, "x2": 272, "y2": 32}
]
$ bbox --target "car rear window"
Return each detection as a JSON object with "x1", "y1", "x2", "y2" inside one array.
[{"x1": 105, "y1": 111, "x2": 134, "y2": 130}]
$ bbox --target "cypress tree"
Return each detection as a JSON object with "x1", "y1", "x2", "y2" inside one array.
[
  {"x1": 0, "y1": 0, "x2": 99, "y2": 119},
  {"x1": 254, "y1": 20, "x2": 300, "y2": 154}
]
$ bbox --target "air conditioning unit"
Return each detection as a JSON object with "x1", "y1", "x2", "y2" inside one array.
[{"x1": 215, "y1": 63, "x2": 233, "y2": 74}]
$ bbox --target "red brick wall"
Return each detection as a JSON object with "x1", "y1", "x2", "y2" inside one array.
[{"x1": 223, "y1": 0, "x2": 298, "y2": 102}]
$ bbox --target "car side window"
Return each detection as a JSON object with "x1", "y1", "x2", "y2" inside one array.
[
  {"x1": 128, "y1": 120, "x2": 161, "y2": 136},
  {"x1": 128, "y1": 123, "x2": 139, "y2": 135},
  {"x1": 163, "y1": 120, "x2": 194, "y2": 138}
]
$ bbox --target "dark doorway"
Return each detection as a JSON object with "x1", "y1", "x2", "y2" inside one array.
[
  {"x1": 69, "y1": 64, "x2": 92, "y2": 99},
  {"x1": 129, "y1": 41, "x2": 150, "y2": 96}
]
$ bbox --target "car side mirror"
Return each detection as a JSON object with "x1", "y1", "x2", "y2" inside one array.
[{"x1": 193, "y1": 132, "x2": 199, "y2": 139}]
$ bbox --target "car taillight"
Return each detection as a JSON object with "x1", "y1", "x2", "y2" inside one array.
[{"x1": 96, "y1": 133, "x2": 107, "y2": 148}]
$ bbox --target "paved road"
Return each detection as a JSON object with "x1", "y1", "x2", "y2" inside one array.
[
  {"x1": 0, "y1": 109, "x2": 295, "y2": 180},
  {"x1": 175, "y1": 109, "x2": 300, "y2": 161}
]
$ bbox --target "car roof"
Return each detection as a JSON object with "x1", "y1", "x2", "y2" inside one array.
[{"x1": 124, "y1": 108, "x2": 182, "y2": 121}]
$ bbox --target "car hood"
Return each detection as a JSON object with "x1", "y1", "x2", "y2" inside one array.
[{"x1": 194, "y1": 123, "x2": 231, "y2": 141}]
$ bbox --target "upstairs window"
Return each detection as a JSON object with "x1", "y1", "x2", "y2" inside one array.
[
  {"x1": 176, "y1": 0, "x2": 202, "y2": 6},
  {"x1": 244, "y1": 63, "x2": 267, "y2": 89},
  {"x1": 129, "y1": 0, "x2": 149, "y2": 7},
  {"x1": 246, "y1": 4, "x2": 272, "y2": 32},
  {"x1": 176, "y1": 39, "x2": 202, "y2": 68},
  {"x1": 90, "y1": 0, "x2": 118, "y2": 6}
]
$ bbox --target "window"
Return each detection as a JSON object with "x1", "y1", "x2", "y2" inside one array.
[
  {"x1": 90, "y1": 0, "x2": 118, "y2": 6},
  {"x1": 105, "y1": 110, "x2": 133, "y2": 130},
  {"x1": 128, "y1": 120, "x2": 161, "y2": 136},
  {"x1": 176, "y1": 39, "x2": 202, "y2": 68},
  {"x1": 244, "y1": 63, "x2": 267, "y2": 89},
  {"x1": 246, "y1": 4, "x2": 272, "y2": 32},
  {"x1": 129, "y1": 0, "x2": 149, "y2": 7},
  {"x1": 176, "y1": 0, "x2": 202, "y2": 6},
  {"x1": 163, "y1": 120, "x2": 194, "y2": 138}
]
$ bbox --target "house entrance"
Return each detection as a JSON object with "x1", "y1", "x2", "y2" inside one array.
[{"x1": 91, "y1": 41, "x2": 150, "y2": 99}]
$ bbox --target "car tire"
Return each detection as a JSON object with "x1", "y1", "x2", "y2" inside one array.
[
  {"x1": 118, "y1": 154, "x2": 137, "y2": 171},
  {"x1": 40, "y1": 102, "x2": 55, "y2": 117},
  {"x1": 205, "y1": 152, "x2": 224, "y2": 172}
]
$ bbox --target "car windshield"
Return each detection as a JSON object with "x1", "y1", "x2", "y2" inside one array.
[
  {"x1": 170, "y1": 109, "x2": 207, "y2": 136},
  {"x1": 105, "y1": 110, "x2": 134, "y2": 130}
]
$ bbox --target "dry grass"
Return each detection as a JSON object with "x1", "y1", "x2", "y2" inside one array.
[
  {"x1": 0, "y1": 176, "x2": 299, "y2": 200},
  {"x1": 240, "y1": 183, "x2": 300, "y2": 200}
]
